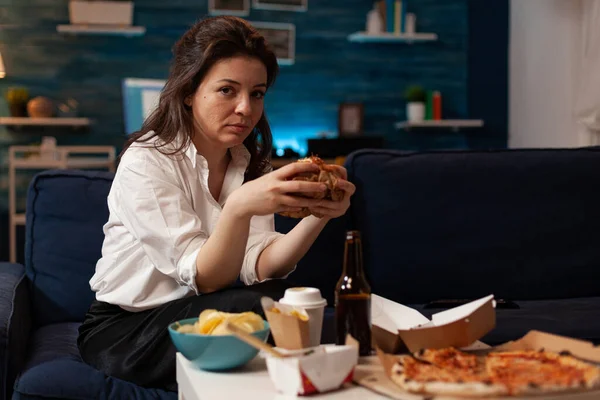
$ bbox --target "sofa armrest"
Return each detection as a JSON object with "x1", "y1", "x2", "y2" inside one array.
[{"x1": 0, "y1": 262, "x2": 31, "y2": 400}]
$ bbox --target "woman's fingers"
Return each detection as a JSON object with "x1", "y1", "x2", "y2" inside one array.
[
  {"x1": 279, "y1": 180, "x2": 327, "y2": 194},
  {"x1": 273, "y1": 161, "x2": 319, "y2": 179},
  {"x1": 279, "y1": 194, "x2": 323, "y2": 208}
]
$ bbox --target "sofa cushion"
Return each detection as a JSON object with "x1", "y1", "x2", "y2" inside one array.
[
  {"x1": 346, "y1": 148, "x2": 600, "y2": 304},
  {"x1": 13, "y1": 322, "x2": 176, "y2": 400},
  {"x1": 412, "y1": 296, "x2": 600, "y2": 346},
  {"x1": 0, "y1": 263, "x2": 31, "y2": 400},
  {"x1": 25, "y1": 170, "x2": 114, "y2": 328}
]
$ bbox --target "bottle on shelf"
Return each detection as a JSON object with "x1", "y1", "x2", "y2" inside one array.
[{"x1": 335, "y1": 230, "x2": 372, "y2": 356}]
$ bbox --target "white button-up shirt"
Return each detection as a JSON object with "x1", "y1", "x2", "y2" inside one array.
[{"x1": 90, "y1": 133, "x2": 285, "y2": 311}]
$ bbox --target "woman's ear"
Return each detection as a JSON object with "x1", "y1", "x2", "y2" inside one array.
[{"x1": 184, "y1": 96, "x2": 192, "y2": 107}]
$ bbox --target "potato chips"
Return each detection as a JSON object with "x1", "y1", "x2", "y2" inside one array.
[{"x1": 176, "y1": 309, "x2": 264, "y2": 335}]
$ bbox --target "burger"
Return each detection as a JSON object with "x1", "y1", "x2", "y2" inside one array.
[{"x1": 278, "y1": 156, "x2": 345, "y2": 218}]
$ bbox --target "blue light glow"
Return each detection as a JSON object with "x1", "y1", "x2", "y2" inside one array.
[{"x1": 270, "y1": 125, "x2": 336, "y2": 156}]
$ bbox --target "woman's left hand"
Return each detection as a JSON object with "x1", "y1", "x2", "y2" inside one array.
[{"x1": 308, "y1": 165, "x2": 356, "y2": 219}]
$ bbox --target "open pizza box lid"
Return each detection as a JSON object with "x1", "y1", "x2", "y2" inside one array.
[
  {"x1": 355, "y1": 331, "x2": 600, "y2": 400},
  {"x1": 371, "y1": 294, "x2": 496, "y2": 354}
]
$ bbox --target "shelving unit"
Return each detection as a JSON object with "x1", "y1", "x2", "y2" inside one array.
[
  {"x1": 57, "y1": 24, "x2": 146, "y2": 36},
  {"x1": 8, "y1": 145, "x2": 116, "y2": 263},
  {"x1": 348, "y1": 31, "x2": 438, "y2": 43},
  {"x1": 395, "y1": 119, "x2": 484, "y2": 132},
  {"x1": 0, "y1": 117, "x2": 91, "y2": 127}
]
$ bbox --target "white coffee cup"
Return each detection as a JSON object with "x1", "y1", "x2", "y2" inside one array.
[{"x1": 279, "y1": 287, "x2": 327, "y2": 348}]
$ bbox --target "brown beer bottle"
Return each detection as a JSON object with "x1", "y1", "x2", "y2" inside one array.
[{"x1": 335, "y1": 230, "x2": 372, "y2": 356}]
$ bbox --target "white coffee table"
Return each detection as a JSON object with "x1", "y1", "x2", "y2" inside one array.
[{"x1": 176, "y1": 352, "x2": 389, "y2": 400}]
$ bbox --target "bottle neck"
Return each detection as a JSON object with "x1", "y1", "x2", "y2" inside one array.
[{"x1": 343, "y1": 236, "x2": 364, "y2": 277}]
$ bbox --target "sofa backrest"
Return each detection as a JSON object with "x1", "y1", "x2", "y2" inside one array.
[
  {"x1": 346, "y1": 148, "x2": 600, "y2": 304},
  {"x1": 26, "y1": 170, "x2": 114, "y2": 327}
]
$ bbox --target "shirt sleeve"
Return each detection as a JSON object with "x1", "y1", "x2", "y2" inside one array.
[
  {"x1": 239, "y1": 213, "x2": 295, "y2": 285},
  {"x1": 113, "y1": 152, "x2": 206, "y2": 294}
]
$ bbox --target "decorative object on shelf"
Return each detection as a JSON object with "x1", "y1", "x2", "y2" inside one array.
[
  {"x1": 69, "y1": 0, "x2": 133, "y2": 26},
  {"x1": 27, "y1": 96, "x2": 55, "y2": 118},
  {"x1": 0, "y1": 51, "x2": 5, "y2": 79},
  {"x1": 250, "y1": 22, "x2": 295, "y2": 65},
  {"x1": 404, "y1": 85, "x2": 426, "y2": 123},
  {"x1": 209, "y1": 0, "x2": 250, "y2": 16},
  {"x1": 5, "y1": 87, "x2": 29, "y2": 117},
  {"x1": 252, "y1": 0, "x2": 307, "y2": 12},
  {"x1": 349, "y1": 1, "x2": 436, "y2": 43},
  {"x1": 39, "y1": 136, "x2": 59, "y2": 161},
  {"x1": 432, "y1": 90, "x2": 442, "y2": 120},
  {"x1": 366, "y1": 3, "x2": 384, "y2": 35},
  {"x1": 404, "y1": 12, "x2": 416, "y2": 35},
  {"x1": 338, "y1": 103, "x2": 364, "y2": 137},
  {"x1": 58, "y1": 98, "x2": 80, "y2": 118}
]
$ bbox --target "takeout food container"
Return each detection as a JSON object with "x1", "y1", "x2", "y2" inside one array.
[
  {"x1": 371, "y1": 294, "x2": 496, "y2": 353},
  {"x1": 261, "y1": 297, "x2": 311, "y2": 350},
  {"x1": 265, "y1": 344, "x2": 358, "y2": 396},
  {"x1": 354, "y1": 330, "x2": 600, "y2": 400}
]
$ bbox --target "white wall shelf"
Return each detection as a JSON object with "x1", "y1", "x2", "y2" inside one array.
[
  {"x1": 57, "y1": 24, "x2": 145, "y2": 36},
  {"x1": 0, "y1": 117, "x2": 91, "y2": 127},
  {"x1": 395, "y1": 119, "x2": 485, "y2": 131},
  {"x1": 348, "y1": 32, "x2": 438, "y2": 43}
]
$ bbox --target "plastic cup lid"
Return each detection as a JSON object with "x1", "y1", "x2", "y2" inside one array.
[{"x1": 279, "y1": 287, "x2": 327, "y2": 308}]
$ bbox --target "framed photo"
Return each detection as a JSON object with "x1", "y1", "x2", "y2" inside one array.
[
  {"x1": 250, "y1": 22, "x2": 295, "y2": 65},
  {"x1": 252, "y1": 0, "x2": 307, "y2": 12},
  {"x1": 209, "y1": 0, "x2": 250, "y2": 16},
  {"x1": 338, "y1": 103, "x2": 364, "y2": 137}
]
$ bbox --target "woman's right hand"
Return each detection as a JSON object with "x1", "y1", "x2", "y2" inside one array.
[{"x1": 226, "y1": 162, "x2": 328, "y2": 218}]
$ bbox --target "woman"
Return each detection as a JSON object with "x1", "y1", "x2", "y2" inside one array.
[{"x1": 77, "y1": 16, "x2": 355, "y2": 391}]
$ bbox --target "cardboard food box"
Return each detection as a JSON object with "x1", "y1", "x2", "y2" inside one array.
[
  {"x1": 261, "y1": 297, "x2": 311, "y2": 350},
  {"x1": 355, "y1": 331, "x2": 600, "y2": 399},
  {"x1": 265, "y1": 344, "x2": 358, "y2": 396},
  {"x1": 371, "y1": 294, "x2": 496, "y2": 354}
]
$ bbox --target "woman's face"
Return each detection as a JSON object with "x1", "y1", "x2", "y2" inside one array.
[{"x1": 189, "y1": 55, "x2": 268, "y2": 148}]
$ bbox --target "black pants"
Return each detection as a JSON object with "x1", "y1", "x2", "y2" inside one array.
[{"x1": 77, "y1": 279, "x2": 293, "y2": 392}]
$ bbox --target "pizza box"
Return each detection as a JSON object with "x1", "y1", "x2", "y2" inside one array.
[
  {"x1": 353, "y1": 330, "x2": 600, "y2": 399},
  {"x1": 371, "y1": 294, "x2": 496, "y2": 354}
]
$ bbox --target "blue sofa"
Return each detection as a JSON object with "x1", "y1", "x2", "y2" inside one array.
[{"x1": 2, "y1": 147, "x2": 600, "y2": 399}]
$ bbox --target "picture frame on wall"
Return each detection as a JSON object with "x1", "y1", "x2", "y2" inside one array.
[
  {"x1": 252, "y1": 0, "x2": 307, "y2": 12},
  {"x1": 338, "y1": 103, "x2": 364, "y2": 137},
  {"x1": 209, "y1": 0, "x2": 250, "y2": 16},
  {"x1": 250, "y1": 22, "x2": 295, "y2": 65}
]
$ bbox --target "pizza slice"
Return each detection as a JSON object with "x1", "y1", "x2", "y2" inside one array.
[
  {"x1": 485, "y1": 350, "x2": 600, "y2": 396},
  {"x1": 390, "y1": 348, "x2": 508, "y2": 397}
]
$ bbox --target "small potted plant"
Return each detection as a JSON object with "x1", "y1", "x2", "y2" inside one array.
[
  {"x1": 404, "y1": 85, "x2": 426, "y2": 123},
  {"x1": 69, "y1": 0, "x2": 134, "y2": 26},
  {"x1": 5, "y1": 87, "x2": 30, "y2": 117}
]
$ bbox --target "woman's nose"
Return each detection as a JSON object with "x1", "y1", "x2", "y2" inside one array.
[{"x1": 235, "y1": 95, "x2": 251, "y2": 116}]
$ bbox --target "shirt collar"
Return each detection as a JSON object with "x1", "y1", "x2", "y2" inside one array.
[{"x1": 177, "y1": 133, "x2": 251, "y2": 170}]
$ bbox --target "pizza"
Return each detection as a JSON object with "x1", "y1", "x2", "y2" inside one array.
[{"x1": 390, "y1": 347, "x2": 600, "y2": 397}]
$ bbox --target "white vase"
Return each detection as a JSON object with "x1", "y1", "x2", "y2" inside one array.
[{"x1": 407, "y1": 102, "x2": 425, "y2": 122}]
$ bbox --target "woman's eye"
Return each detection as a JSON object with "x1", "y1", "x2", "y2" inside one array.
[
  {"x1": 253, "y1": 91, "x2": 265, "y2": 100},
  {"x1": 220, "y1": 87, "x2": 234, "y2": 95}
]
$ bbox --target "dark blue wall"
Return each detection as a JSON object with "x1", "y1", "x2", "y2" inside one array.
[{"x1": 0, "y1": 0, "x2": 507, "y2": 158}]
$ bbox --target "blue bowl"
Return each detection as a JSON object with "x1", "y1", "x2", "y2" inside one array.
[{"x1": 168, "y1": 318, "x2": 270, "y2": 371}]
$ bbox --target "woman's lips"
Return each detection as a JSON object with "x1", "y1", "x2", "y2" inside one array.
[{"x1": 226, "y1": 124, "x2": 249, "y2": 133}]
